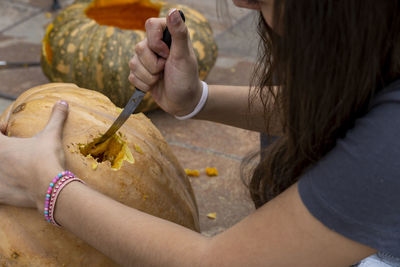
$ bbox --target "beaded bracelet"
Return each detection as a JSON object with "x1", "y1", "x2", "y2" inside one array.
[
  {"x1": 44, "y1": 171, "x2": 73, "y2": 223},
  {"x1": 44, "y1": 171, "x2": 85, "y2": 227}
]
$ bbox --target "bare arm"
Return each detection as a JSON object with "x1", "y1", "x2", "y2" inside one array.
[
  {"x1": 194, "y1": 84, "x2": 281, "y2": 134},
  {"x1": 129, "y1": 14, "x2": 282, "y2": 136},
  {"x1": 52, "y1": 177, "x2": 374, "y2": 267}
]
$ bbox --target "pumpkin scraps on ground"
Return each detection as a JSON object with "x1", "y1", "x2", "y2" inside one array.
[
  {"x1": 185, "y1": 169, "x2": 200, "y2": 177},
  {"x1": 205, "y1": 167, "x2": 218, "y2": 176},
  {"x1": 185, "y1": 167, "x2": 219, "y2": 177},
  {"x1": 207, "y1": 212, "x2": 217, "y2": 220}
]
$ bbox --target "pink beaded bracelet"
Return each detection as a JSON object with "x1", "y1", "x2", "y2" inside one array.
[
  {"x1": 44, "y1": 171, "x2": 85, "y2": 227},
  {"x1": 44, "y1": 171, "x2": 73, "y2": 223}
]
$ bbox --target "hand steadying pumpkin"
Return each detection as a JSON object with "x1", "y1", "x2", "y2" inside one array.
[
  {"x1": 0, "y1": 101, "x2": 68, "y2": 209},
  {"x1": 129, "y1": 9, "x2": 203, "y2": 117}
]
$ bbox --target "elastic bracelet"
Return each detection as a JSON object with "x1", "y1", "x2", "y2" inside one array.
[
  {"x1": 175, "y1": 81, "x2": 208, "y2": 120},
  {"x1": 49, "y1": 177, "x2": 86, "y2": 227}
]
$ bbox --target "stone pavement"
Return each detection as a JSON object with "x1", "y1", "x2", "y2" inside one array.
[{"x1": 0, "y1": 0, "x2": 260, "y2": 236}]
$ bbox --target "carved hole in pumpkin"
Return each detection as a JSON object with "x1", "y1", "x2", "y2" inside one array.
[
  {"x1": 84, "y1": 0, "x2": 161, "y2": 31},
  {"x1": 79, "y1": 133, "x2": 134, "y2": 170}
]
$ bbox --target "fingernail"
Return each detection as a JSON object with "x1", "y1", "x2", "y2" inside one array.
[
  {"x1": 168, "y1": 8, "x2": 177, "y2": 17},
  {"x1": 169, "y1": 8, "x2": 180, "y2": 25},
  {"x1": 57, "y1": 100, "x2": 68, "y2": 107}
]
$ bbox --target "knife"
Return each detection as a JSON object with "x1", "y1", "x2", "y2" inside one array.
[{"x1": 94, "y1": 10, "x2": 185, "y2": 146}]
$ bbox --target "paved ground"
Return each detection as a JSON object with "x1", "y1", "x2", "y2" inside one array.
[{"x1": 0, "y1": 0, "x2": 260, "y2": 236}]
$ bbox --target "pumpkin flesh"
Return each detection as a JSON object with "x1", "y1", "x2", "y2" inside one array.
[
  {"x1": 85, "y1": 0, "x2": 162, "y2": 31},
  {"x1": 79, "y1": 133, "x2": 135, "y2": 170}
]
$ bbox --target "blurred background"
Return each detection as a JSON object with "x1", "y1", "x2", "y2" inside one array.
[{"x1": 0, "y1": 0, "x2": 260, "y2": 236}]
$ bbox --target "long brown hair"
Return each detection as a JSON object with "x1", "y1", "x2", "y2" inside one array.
[{"x1": 244, "y1": 0, "x2": 400, "y2": 208}]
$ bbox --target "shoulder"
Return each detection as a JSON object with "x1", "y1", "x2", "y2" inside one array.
[
  {"x1": 298, "y1": 79, "x2": 400, "y2": 257},
  {"x1": 366, "y1": 79, "x2": 400, "y2": 128},
  {"x1": 370, "y1": 79, "x2": 400, "y2": 108}
]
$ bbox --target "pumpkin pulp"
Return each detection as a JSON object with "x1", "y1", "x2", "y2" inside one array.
[
  {"x1": 79, "y1": 133, "x2": 134, "y2": 170},
  {"x1": 85, "y1": 0, "x2": 162, "y2": 31}
]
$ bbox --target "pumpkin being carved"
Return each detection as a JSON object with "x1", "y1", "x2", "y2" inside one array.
[
  {"x1": 41, "y1": 0, "x2": 218, "y2": 112},
  {"x1": 0, "y1": 83, "x2": 199, "y2": 266}
]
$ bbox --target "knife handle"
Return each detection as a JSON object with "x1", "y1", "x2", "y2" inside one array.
[{"x1": 162, "y1": 10, "x2": 186, "y2": 49}]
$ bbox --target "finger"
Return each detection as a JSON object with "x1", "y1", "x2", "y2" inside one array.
[
  {"x1": 129, "y1": 57, "x2": 160, "y2": 87},
  {"x1": 145, "y1": 18, "x2": 169, "y2": 58},
  {"x1": 41, "y1": 100, "x2": 69, "y2": 139},
  {"x1": 134, "y1": 39, "x2": 166, "y2": 75},
  {"x1": 166, "y1": 8, "x2": 191, "y2": 60},
  {"x1": 128, "y1": 73, "x2": 152, "y2": 93}
]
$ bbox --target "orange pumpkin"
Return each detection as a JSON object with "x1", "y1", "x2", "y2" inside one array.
[{"x1": 0, "y1": 83, "x2": 199, "y2": 266}]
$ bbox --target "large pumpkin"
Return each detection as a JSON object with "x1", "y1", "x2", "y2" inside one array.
[
  {"x1": 0, "y1": 83, "x2": 199, "y2": 266},
  {"x1": 41, "y1": 0, "x2": 218, "y2": 112}
]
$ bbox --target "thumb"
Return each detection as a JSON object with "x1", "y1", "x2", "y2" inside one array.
[
  {"x1": 42, "y1": 100, "x2": 69, "y2": 139},
  {"x1": 0, "y1": 121, "x2": 7, "y2": 136},
  {"x1": 166, "y1": 9, "x2": 191, "y2": 60}
]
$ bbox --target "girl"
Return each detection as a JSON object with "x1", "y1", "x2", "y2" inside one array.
[{"x1": 0, "y1": 0, "x2": 399, "y2": 266}]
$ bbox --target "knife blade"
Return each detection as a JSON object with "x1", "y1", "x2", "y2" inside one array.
[{"x1": 94, "y1": 10, "x2": 185, "y2": 146}]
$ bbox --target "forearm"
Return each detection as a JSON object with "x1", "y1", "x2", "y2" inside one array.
[
  {"x1": 195, "y1": 84, "x2": 282, "y2": 135},
  {"x1": 54, "y1": 182, "x2": 209, "y2": 267},
  {"x1": 47, "y1": 180, "x2": 373, "y2": 267}
]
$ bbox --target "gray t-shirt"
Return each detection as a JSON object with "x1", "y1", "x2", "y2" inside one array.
[{"x1": 298, "y1": 79, "x2": 400, "y2": 257}]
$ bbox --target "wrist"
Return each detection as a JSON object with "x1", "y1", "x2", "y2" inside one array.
[
  {"x1": 174, "y1": 80, "x2": 203, "y2": 117},
  {"x1": 175, "y1": 80, "x2": 208, "y2": 120},
  {"x1": 34, "y1": 165, "x2": 65, "y2": 211}
]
